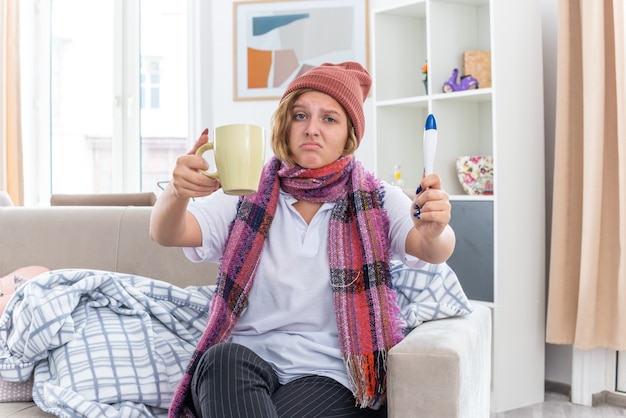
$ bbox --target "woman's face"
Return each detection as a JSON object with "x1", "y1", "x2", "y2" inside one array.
[{"x1": 288, "y1": 90, "x2": 349, "y2": 169}]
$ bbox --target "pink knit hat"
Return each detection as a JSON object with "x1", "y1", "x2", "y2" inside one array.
[{"x1": 281, "y1": 62, "x2": 372, "y2": 142}]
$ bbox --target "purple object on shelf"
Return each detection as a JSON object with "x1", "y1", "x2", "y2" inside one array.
[{"x1": 442, "y1": 68, "x2": 479, "y2": 93}]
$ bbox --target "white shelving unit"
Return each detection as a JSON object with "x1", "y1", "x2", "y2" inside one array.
[{"x1": 371, "y1": 0, "x2": 546, "y2": 412}]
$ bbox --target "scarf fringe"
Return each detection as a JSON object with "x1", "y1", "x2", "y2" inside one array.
[{"x1": 344, "y1": 350, "x2": 389, "y2": 408}]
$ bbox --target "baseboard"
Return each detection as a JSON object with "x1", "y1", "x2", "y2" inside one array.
[
  {"x1": 593, "y1": 391, "x2": 626, "y2": 408},
  {"x1": 544, "y1": 380, "x2": 626, "y2": 408},
  {"x1": 545, "y1": 380, "x2": 571, "y2": 398}
]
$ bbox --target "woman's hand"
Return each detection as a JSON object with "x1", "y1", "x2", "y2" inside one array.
[
  {"x1": 411, "y1": 173, "x2": 451, "y2": 236},
  {"x1": 405, "y1": 173, "x2": 455, "y2": 264},
  {"x1": 170, "y1": 128, "x2": 221, "y2": 200},
  {"x1": 150, "y1": 128, "x2": 218, "y2": 247}
]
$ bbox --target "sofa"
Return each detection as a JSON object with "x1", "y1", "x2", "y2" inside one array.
[{"x1": 0, "y1": 205, "x2": 491, "y2": 417}]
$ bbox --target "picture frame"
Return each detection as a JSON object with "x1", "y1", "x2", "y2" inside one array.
[{"x1": 233, "y1": 0, "x2": 369, "y2": 101}]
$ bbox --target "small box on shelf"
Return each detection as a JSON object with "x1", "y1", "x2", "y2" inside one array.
[{"x1": 463, "y1": 50, "x2": 492, "y2": 88}]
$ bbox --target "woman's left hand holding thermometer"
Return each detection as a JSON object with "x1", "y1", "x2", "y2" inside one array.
[{"x1": 413, "y1": 114, "x2": 450, "y2": 230}]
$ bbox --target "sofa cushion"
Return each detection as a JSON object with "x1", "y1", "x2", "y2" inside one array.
[
  {"x1": 0, "y1": 402, "x2": 53, "y2": 417},
  {"x1": 0, "y1": 208, "x2": 121, "y2": 274},
  {"x1": 0, "y1": 378, "x2": 33, "y2": 403},
  {"x1": 1, "y1": 266, "x2": 50, "y2": 313},
  {"x1": 391, "y1": 261, "x2": 473, "y2": 329},
  {"x1": 0, "y1": 207, "x2": 218, "y2": 287}
]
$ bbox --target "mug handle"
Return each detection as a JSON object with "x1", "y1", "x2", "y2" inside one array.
[{"x1": 195, "y1": 142, "x2": 219, "y2": 179}]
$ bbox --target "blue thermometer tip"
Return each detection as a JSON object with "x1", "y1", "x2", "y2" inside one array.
[{"x1": 425, "y1": 114, "x2": 437, "y2": 130}]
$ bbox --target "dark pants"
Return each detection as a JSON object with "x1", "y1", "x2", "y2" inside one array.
[{"x1": 190, "y1": 342, "x2": 387, "y2": 418}]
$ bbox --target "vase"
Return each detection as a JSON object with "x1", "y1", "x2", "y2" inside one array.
[{"x1": 423, "y1": 80, "x2": 428, "y2": 94}]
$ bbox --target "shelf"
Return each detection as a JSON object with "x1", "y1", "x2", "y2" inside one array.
[
  {"x1": 450, "y1": 194, "x2": 494, "y2": 201},
  {"x1": 373, "y1": 0, "x2": 547, "y2": 412},
  {"x1": 401, "y1": 192, "x2": 494, "y2": 202},
  {"x1": 372, "y1": 2, "x2": 426, "y2": 101},
  {"x1": 436, "y1": 0, "x2": 490, "y2": 6},
  {"x1": 375, "y1": 96, "x2": 428, "y2": 108},
  {"x1": 431, "y1": 87, "x2": 492, "y2": 102},
  {"x1": 375, "y1": 88, "x2": 492, "y2": 109},
  {"x1": 373, "y1": 1, "x2": 425, "y2": 17}
]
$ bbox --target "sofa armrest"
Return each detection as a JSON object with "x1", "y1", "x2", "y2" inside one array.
[{"x1": 387, "y1": 303, "x2": 491, "y2": 418}]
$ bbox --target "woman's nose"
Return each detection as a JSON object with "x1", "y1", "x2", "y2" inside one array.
[{"x1": 305, "y1": 119, "x2": 320, "y2": 136}]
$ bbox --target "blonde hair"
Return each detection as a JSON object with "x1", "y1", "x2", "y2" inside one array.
[{"x1": 270, "y1": 89, "x2": 359, "y2": 165}]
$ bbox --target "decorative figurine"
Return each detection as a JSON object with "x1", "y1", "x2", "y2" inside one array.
[{"x1": 442, "y1": 68, "x2": 479, "y2": 92}]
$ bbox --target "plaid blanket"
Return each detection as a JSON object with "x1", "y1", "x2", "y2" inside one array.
[
  {"x1": 391, "y1": 261, "x2": 473, "y2": 331},
  {"x1": 0, "y1": 270, "x2": 213, "y2": 417},
  {"x1": 0, "y1": 262, "x2": 470, "y2": 417}
]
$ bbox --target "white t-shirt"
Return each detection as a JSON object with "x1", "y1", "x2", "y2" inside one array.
[{"x1": 184, "y1": 181, "x2": 419, "y2": 391}]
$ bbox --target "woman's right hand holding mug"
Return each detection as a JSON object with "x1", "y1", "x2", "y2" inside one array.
[{"x1": 170, "y1": 128, "x2": 221, "y2": 199}]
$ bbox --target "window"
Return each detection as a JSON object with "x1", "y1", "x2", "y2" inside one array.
[
  {"x1": 141, "y1": 58, "x2": 162, "y2": 110},
  {"x1": 46, "y1": 0, "x2": 190, "y2": 195}
]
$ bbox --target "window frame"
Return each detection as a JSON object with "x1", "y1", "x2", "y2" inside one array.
[{"x1": 22, "y1": 0, "x2": 203, "y2": 205}]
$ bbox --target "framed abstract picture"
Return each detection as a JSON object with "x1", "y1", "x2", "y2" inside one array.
[{"x1": 233, "y1": 0, "x2": 369, "y2": 101}]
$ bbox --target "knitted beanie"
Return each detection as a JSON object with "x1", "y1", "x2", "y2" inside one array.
[{"x1": 282, "y1": 62, "x2": 372, "y2": 142}]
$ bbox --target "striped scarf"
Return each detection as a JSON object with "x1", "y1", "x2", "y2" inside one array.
[{"x1": 169, "y1": 156, "x2": 404, "y2": 417}]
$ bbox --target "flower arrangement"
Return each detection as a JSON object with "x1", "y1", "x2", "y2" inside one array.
[{"x1": 422, "y1": 62, "x2": 428, "y2": 82}]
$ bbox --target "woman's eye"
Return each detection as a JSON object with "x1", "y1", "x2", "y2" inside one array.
[
  {"x1": 294, "y1": 113, "x2": 306, "y2": 120},
  {"x1": 324, "y1": 116, "x2": 336, "y2": 123}
]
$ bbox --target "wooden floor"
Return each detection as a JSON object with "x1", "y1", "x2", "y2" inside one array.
[{"x1": 491, "y1": 392, "x2": 626, "y2": 418}]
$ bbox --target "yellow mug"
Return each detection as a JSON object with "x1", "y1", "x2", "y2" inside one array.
[{"x1": 195, "y1": 124, "x2": 266, "y2": 195}]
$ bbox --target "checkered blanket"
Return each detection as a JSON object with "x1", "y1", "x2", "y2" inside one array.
[
  {"x1": 391, "y1": 261, "x2": 473, "y2": 332},
  {"x1": 0, "y1": 263, "x2": 470, "y2": 417},
  {"x1": 0, "y1": 270, "x2": 213, "y2": 417}
]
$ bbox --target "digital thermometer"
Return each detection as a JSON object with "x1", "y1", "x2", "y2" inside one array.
[{"x1": 423, "y1": 114, "x2": 437, "y2": 175}]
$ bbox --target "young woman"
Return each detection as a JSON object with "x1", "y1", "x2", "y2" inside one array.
[{"x1": 150, "y1": 62, "x2": 455, "y2": 418}]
